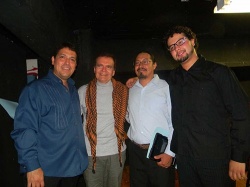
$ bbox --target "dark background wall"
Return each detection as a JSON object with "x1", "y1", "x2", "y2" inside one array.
[
  {"x1": 1, "y1": 27, "x2": 250, "y2": 186},
  {"x1": 0, "y1": 27, "x2": 46, "y2": 187},
  {"x1": 0, "y1": 0, "x2": 250, "y2": 186},
  {"x1": 0, "y1": 33, "x2": 25, "y2": 186}
]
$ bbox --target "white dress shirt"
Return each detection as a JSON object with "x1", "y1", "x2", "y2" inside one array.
[{"x1": 127, "y1": 74, "x2": 175, "y2": 156}]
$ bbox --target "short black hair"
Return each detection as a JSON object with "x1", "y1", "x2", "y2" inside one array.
[
  {"x1": 164, "y1": 26, "x2": 199, "y2": 50},
  {"x1": 53, "y1": 42, "x2": 78, "y2": 60},
  {"x1": 135, "y1": 51, "x2": 156, "y2": 63}
]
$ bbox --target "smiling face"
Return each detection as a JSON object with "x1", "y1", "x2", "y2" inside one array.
[
  {"x1": 167, "y1": 33, "x2": 197, "y2": 66},
  {"x1": 94, "y1": 56, "x2": 115, "y2": 83},
  {"x1": 134, "y1": 52, "x2": 157, "y2": 81},
  {"x1": 51, "y1": 47, "x2": 77, "y2": 84}
]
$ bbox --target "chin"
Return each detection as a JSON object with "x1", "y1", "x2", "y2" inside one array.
[{"x1": 138, "y1": 74, "x2": 147, "y2": 79}]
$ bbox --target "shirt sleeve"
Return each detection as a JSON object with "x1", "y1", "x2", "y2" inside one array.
[
  {"x1": 217, "y1": 67, "x2": 250, "y2": 162},
  {"x1": 10, "y1": 85, "x2": 41, "y2": 172},
  {"x1": 78, "y1": 84, "x2": 87, "y2": 116}
]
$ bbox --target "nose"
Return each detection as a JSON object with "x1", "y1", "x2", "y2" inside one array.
[
  {"x1": 101, "y1": 66, "x2": 107, "y2": 71},
  {"x1": 65, "y1": 57, "x2": 73, "y2": 65},
  {"x1": 138, "y1": 62, "x2": 144, "y2": 67}
]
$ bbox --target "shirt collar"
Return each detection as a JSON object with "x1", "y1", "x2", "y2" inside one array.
[
  {"x1": 48, "y1": 69, "x2": 75, "y2": 86},
  {"x1": 188, "y1": 55, "x2": 206, "y2": 71},
  {"x1": 135, "y1": 74, "x2": 160, "y2": 87},
  {"x1": 178, "y1": 55, "x2": 206, "y2": 76},
  {"x1": 96, "y1": 80, "x2": 112, "y2": 87}
]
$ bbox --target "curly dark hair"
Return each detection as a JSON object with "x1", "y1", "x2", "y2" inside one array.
[{"x1": 164, "y1": 26, "x2": 199, "y2": 50}]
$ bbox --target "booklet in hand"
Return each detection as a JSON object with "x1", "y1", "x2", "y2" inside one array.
[{"x1": 148, "y1": 132, "x2": 168, "y2": 162}]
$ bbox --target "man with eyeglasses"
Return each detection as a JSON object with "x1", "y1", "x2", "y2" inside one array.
[
  {"x1": 78, "y1": 53, "x2": 128, "y2": 187},
  {"x1": 126, "y1": 51, "x2": 175, "y2": 187},
  {"x1": 165, "y1": 25, "x2": 250, "y2": 187}
]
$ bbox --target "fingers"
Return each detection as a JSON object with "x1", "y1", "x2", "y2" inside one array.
[
  {"x1": 229, "y1": 171, "x2": 247, "y2": 181},
  {"x1": 27, "y1": 168, "x2": 44, "y2": 187},
  {"x1": 157, "y1": 162, "x2": 170, "y2": 168},
  {"x1": 229, "y1": 160, "x2": 247, "y2": 181},
  {"x1": 155, "y1": 155, "x2": 172, "y2": 168}
]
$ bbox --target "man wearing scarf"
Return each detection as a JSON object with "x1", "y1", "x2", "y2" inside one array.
[{"x1": 78, "y1": 53, "x2": 128, "y2": 187}]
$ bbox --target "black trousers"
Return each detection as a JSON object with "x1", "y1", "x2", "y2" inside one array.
[
  {"x1": 23, "y1": 174, "x2": 80, "y2": 187},
  {"x1": 176, "y1": 155, "x2": 235, "y2": 187},
  {"x1": 128, "y1": 139, "x2": 175, "y2": 187}
]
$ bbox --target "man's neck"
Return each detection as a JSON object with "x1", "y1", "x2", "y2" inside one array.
[
  {"x1": 181, "y1": 54, "x2": 199, "y2": 71},
  {"x1": 139, "y1": 75, "x2": 154, "y2": 87},
  {"x1": 62, "y1": 80, "x2": 69, "y2": 89}
]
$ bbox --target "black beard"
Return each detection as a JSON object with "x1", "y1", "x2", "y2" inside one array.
[
  {"x1": 137, "y1": 68, "x2": 147, "y2": 79},
  {"x1": 138, "y1": 72, "x2": 147, "y2": 79},
  {"x1": 176, "y1": 48, "x2": 194, "y2": 63},
  {"x1": 176, "y1": 54, "x2": 189, "y2": 63}
]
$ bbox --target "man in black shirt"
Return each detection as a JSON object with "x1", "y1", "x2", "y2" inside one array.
[{"x1": 164, "y1": 26, "x2": 250, "y2": 187}]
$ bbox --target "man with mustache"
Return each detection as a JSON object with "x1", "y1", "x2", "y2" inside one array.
[{"x1": 126, "y1": 51, "x2": 175, "y2": 187}]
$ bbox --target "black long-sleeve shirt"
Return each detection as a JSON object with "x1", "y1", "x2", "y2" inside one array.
[{"x1": 168, "y1": 55, "x2": 250, "y2": 162}]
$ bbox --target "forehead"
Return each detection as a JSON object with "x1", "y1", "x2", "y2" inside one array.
[
  {"x1": 136, "y1": 53, "x2": 151, "y2": 60},
  {"x1": 167, "y1": 33, "x2": 185, "y2": 45},
  {"x1": 96, "y1": 56, "x2": 114, "y2": 65}
]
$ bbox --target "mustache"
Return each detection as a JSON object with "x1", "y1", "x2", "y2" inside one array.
[{"x1": 136, "y1": 67, "x2": 147, "y2": 72}]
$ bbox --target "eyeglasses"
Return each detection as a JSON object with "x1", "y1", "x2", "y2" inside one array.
[
  {"x1": 134, "y1": 58, "x2": 152, "y2": 66},
  {"x1": 168, "y1": 37, "x2": 187, "y2": 52}
]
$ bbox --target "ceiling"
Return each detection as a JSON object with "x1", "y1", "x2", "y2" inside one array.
[
  {"x1": 62, "y1": 0, "x2": 218, "y2": 39},
  {"x1": 0, "y1": 0, "x2": 250, "y2": 61}
]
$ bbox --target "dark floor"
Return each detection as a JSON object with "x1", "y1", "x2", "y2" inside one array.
[{"x1": 121, "y1": 166, "x2": 248, "y2": 187}]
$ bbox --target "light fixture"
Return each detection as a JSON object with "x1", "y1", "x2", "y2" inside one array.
[{"x1": 214, "y1": 0, "x2": 250, "y2": 13}]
